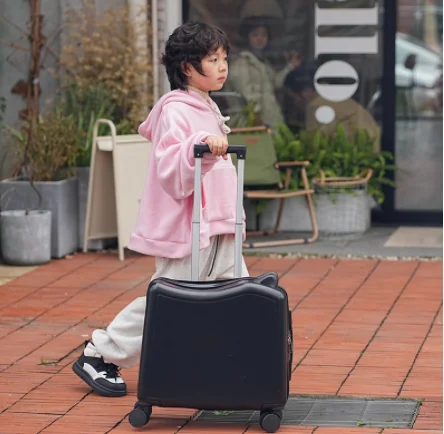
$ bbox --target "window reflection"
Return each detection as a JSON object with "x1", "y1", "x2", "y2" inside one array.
[
  {"x1": 189, "y1": 0, "x2": 382, "y2": 133},
  {"x1": 395, "y1": 0, "x2": 443, "y2": 211},
  {"x1": 188, "y1": 0, "x2": 442, "y2": 213},
  {"x1": 226, "y1": 16, "x2": 303, "y2": 129},
  {"x1": 189, "y1": 0, "x2": 313, "y2": 129}
]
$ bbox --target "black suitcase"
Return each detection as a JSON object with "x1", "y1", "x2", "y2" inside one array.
[{"x1": 128, "y1": 144, "x2": 293, "y2": 433}]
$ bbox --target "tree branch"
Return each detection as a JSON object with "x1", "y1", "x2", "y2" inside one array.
[
  {"x1": 0, "y1": 39, "x2": 29, "y2": 52},
  {"x1": 0, "y1": 15, "x2": 28, "y2": 37},
  {"x1": 40, "y1": 26, "x2": 63, "y2": 66}
]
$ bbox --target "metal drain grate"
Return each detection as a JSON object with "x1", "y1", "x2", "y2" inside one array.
[{"x1": 195, "y1": 397, "x2": 420, "y2": 428}]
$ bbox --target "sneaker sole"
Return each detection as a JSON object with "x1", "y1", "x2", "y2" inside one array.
[{"x1": 72, "y1": 361, "x2": 127, "y2": 397}]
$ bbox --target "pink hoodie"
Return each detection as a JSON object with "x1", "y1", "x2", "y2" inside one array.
[{"x1": 128, "y1": 89, "x2": 245, "y2": 259}]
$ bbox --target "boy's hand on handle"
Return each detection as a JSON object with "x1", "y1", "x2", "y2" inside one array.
[{"x1": 204, "y1": 136, "x2": 229, "y2": 160}]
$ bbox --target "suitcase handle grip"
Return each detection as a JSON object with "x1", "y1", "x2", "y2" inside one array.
[{"x1": 194, "y1": 144, "x2": 247, "y2": 159}]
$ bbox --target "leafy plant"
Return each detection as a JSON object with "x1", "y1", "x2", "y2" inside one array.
[
  {"x1": 234, "y1": 101, "x2": 257, "y2": 128},
  {"x1": 273, "y1": 122, "x2": 397, "y2": 204},
  {"x1": 59, "y1": 0, "x2": 153, "y2": 131},
  {"x1": 228, "y1": 101, "x2": 262, "y2": 129},
  {"x1": 61, "y1": 83, "x2": 116, "y2": 167},
  {"x1": 8, "y1": 110, "x2": 83, "y2": 182}
]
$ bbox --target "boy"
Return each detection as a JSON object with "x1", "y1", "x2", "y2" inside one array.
[{"x1": 73, "y1": 21, "x2": 248, "y2": 397}]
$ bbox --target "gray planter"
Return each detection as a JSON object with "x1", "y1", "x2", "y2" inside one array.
[
  {"x1": 314, "y1": 190, "x2": 371, "y2": 239},
  {"x1": 245, "y1": 192, "x2": 372, "y2": 238},
  {"x1": 76, "y1": 167, "x2": 116, "y2": 251},
  {"x1": 0, "y1": 177, "x2": 79, "y2": 258},
  {"x1": 0, "y1": 210, "x2": 51, "y2": 265},
  {"x1": 245, "y1": 197, "x2": 314, "y2": 232}
]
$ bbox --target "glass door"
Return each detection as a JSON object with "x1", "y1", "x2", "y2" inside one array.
[{"x1": 394, "y1": 0, "x2": 443, "y2": 212}]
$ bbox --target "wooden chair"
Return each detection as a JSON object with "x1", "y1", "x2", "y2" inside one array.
[{"x1": 229, "y1": 126, "x2": 319, "y2": 248}]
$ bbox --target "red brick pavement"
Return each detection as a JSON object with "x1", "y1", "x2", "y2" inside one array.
[{"x1": 0, "y1": 253, "x2": 441, "y2": 433}]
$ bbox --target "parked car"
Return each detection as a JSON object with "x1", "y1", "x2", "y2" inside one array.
[
  {"x1": 367, "y1": 32, "x2": 442, "y2": 117},
  {"x1": 395, "y1": 32, "x2": 442, "y2": 88}
]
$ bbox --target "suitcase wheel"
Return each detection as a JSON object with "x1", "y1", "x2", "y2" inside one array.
[
  {"x1": 128, "y1": 403, "x2": 152, "y2": 428},
  {"x1": 259, "y1": 410, "x2": 282, "y2": 433}
]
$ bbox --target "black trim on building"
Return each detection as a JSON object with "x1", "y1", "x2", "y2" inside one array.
[
  {"x1": 379, "y1": 0, "x2": 397, "y2": 217},
  {"x1": 182, "y1": 0, "x2": 189, "y2": 24}
]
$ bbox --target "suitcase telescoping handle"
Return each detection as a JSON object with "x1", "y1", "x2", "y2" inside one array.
[{"x1": 192, "y1": 144, "x2": 247, "y2": 281}]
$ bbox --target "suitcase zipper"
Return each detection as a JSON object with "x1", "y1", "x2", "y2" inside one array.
[
  {"x1": 207, "y1": 235, "x2": 220, "y2": 277},
  {"x1": 288, "y1": 310, "x2": 294, "y2": 380}
]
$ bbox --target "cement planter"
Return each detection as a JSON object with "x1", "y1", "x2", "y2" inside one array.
[
  {"x1": 314, "y1": 190, "x2": 371, "y2": 239},
  {"x1": 76, "y1": 167, "x2": 115, "y2": 251},
  {"x1": 245, "y1": 193, "x2": 372, "y2": 238},
  {"x1": 245, "y1": 197, "x2": 314, "y2": 232},
  {"x1": 0, "y1": 177, "x2": 79, "y2": 258},
  {"x1": 0, "y1": 210, "x2": 51, "y2": 265}
]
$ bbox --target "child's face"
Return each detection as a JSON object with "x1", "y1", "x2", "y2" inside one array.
[{"x1": 186, "y1": 46, "x2": 228, "y2": 92}]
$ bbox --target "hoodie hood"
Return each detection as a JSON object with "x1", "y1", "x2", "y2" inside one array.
[{"x1": 138, "y1": 89, "x2": 218, "y2": 141}]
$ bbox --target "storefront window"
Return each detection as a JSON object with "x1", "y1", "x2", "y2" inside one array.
[
  {"x1": 394, "y1": 0, "x2": 443, "y2": 211},
  {"x1": 189, "y1": 0, "x2": 384, "y2": 149}
]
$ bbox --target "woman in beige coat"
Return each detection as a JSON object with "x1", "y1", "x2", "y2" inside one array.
[{"x1": 227, "y1": 17, "x2": 301, "y2": 129}]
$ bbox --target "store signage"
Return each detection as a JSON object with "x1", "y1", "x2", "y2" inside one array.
[{"x1": 313, "y1": 1, "x2": 379, "y2": 124}]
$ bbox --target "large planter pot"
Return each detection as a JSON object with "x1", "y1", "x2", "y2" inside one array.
[
  {"x1": 0, "y1": 210, "x2": 51, "y2": 265},
  {"x1": 76, "y1": 167, "x2": 115, "y2": 251},
  {"x1": 0, "y1": 177, "x2": 79, "y2": 258},
  {"x1": 311, "y1": 171, "x2": 372, "y2": 239},
  {"x1": 314, "y1": 190, "x2": 371, "y2": 239},
  {"x1": 244, "y1": 197, "x2": 313, "y2": 232},
  {"x1": 245, "y1": 193, "x2": 373, "y2": 237}
]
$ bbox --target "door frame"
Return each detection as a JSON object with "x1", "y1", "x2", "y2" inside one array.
[{"x1": 373, "y1": 0, "x2": 442, "y2": 225}]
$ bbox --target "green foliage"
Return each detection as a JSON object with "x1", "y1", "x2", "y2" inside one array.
[
  {"x1": 241, "y1": 101, "x2": 257, "y2": 128},
  {"x1": 61, "y1": 83, "x2": 116, "y2": 166},
  {"x1": 7, "y1": 110, "x2": 83, "y2": 182},
  {"x1": 229, "y1": 101, "x2": 257, "y2": 129},
  {"x1": 273, "y1": 122, "x2": 397, "y2": 204}
]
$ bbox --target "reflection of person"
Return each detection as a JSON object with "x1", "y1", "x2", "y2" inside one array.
[
  {"x1": 72, "y1": 22, "x2": 249, "y2": 398},
  {"x1": 284, "y1": 67, "x2": 381, "y2": 151},
  {"x1": 227, "y1": 16, "x2": 301, "y2": 129}
]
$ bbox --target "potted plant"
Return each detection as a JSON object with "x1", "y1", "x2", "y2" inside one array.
[
  {"x1": 0, "y1": 112, "x2": 52, "y2": 266},
  {"x1": 1, "y1": 102, "x2": 52, "y2": 266},
  {"x1": 253, "y1": 123, "x2": 396, "y2": 236},
  {"x1": 308, "y1": 125, "x2": 396, "y2": 238},
  {"x1": 0, "y1": 110, "x2": 83, "y2": 259},
  {"x1": 58, "y1": 2, "x2": 154, "y2": 250},
  {"x1": 61, "y1": 83, "x2": 116, "y2": 249}
]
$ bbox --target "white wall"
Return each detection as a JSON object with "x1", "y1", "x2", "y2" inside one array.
[{"x1": 160, "y1": 0, "x2": 183, "y2": 94}]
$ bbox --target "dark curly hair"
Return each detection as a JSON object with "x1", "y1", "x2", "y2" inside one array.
[{"x1": 161, "y1": 21, "x2": 231, "y2": 91}]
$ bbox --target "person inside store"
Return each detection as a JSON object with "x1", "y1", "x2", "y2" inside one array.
[{"x1": 227, "y1": 15, "x2": 302, "y2": 129}]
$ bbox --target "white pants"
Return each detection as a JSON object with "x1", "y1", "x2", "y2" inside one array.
[{"x1": 92, "y1": 235, "x2": 249, "y2": 368}]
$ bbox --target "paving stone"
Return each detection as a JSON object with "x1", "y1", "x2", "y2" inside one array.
[{"x1": 0, "y1": 252, "x2": 440, "y2": 433}]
